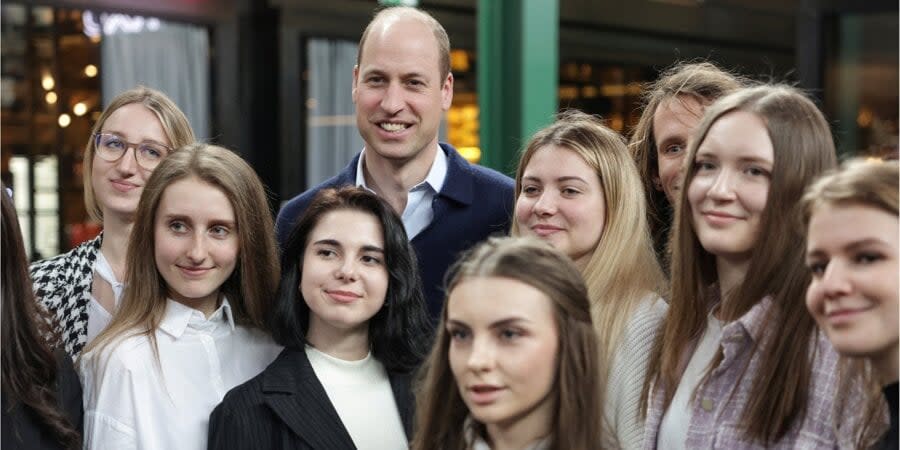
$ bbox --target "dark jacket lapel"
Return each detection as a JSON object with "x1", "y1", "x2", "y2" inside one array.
[{"x1": 261, "y1": 348, "x2": 356, "y2": 449}]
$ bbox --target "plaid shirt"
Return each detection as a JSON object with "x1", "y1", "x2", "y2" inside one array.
[{"x1": 643, "y1": 298, "x2": 858, "y2": 449}]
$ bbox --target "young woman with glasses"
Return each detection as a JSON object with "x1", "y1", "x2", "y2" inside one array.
[{"x1": 30, "y1": 86, "x2": 195, "y2": 359}]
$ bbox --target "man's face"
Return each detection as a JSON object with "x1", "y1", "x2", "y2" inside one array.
[{"x1": 352, "y1": 18, "x2": 453, "y2": 165}]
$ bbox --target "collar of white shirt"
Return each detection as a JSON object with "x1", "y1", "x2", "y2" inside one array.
[
  {"x1": 158, "y1": 298, "x2": 236, "y2": 338},
  {"x1": 354, "y1": 143, "x2": 448, "y2": 195}
]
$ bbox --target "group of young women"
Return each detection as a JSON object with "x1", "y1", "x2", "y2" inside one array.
[{"x1": 2, "y1": 60, "x2": 897, "y2": 450}]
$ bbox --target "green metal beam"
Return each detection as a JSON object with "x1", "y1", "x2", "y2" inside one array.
[{"x1": 478, "y1": 0, "x2": 559, "y2": 175}]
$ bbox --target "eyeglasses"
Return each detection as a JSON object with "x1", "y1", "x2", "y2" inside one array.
[{"x1": 93, "y1": 133, "x2": 172, "y2": 170}]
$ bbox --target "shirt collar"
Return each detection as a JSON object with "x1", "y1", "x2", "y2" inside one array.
[
  {"x1": 355, "y1": 144, "x2": 448, "y2": 193},
  {"x1": 729, "y1": 296, "x2": 774, "y2": 343},
  {"x1": 158, "y1": 297, "x2": 235, "y2": 338}
]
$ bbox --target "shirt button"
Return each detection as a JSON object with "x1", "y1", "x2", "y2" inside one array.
[{"x1": 701, "y1": 398, "x2": 714, "y2": 412}]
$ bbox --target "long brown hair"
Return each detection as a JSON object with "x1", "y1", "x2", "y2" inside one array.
[
  {"x1": 412, "y1": 236, "x2": 602, "y2": 450},
  {"x1": 801, "y1": 158, "x2": 899, "y2": 448},
  {"x1": 628, "y1": 61, "x2": 744, "y2": 269},
  {"x1": 644, "y1": 85, "x2": 838, "y2": 444},
  {"x1": 1, "y1": 185, "x2": 80, "y2": 449},
  {"x1": 512, "y1": 110, "x2": 665, "y2": 407},
  {"x1": 84, "y1": 144, "x2": 280, "y2": 361},
  {"x1": 83, "y1": 86, "x2": 195, "y2": 222}
]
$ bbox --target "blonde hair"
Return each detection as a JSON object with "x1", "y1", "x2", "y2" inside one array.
[
  {"x1": 84, "y1": 86, "x2": 195, "y2": 222},
  {"x1": 512, "y1": 110, "x2": 665, "y2": 414},
  {"x1": 412, "y1": 236, "x2": 602, "y2": 450},
  {"x1": 802, "y1": 158, "x2": 899, "y2": 448},
  {"x1": 83, "y1": 144, "x2": 279, "y2": 362}
]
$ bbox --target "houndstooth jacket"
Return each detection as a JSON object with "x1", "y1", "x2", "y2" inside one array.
[{"x1": 30, "y1": 234, "x2": 102, "y2": 359}]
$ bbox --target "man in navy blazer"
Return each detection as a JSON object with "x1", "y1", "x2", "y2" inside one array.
[{"x1": 276, "y1": 7, "x2": 514, "y2": 320}]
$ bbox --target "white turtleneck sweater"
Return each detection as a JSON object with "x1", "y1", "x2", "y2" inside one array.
[{"x1": 305, "y1": 345, "x2": 408, "y2": 450}]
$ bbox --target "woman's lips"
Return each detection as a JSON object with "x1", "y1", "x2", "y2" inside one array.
[
  {"x1": 326, "y1": 289, "x2": 362, "y2": 304},
  {"x1": 467, "y1": 385, "x2": 506, "y2": 405},
  {"x1": 177, "y1": 266, "x2": 211, "y2": 278},
  {"x1": 110, "y1": 179, "x2": 139, "y2": 193},
  {"x1": 531, "y1": 224, "x2": 563, "y2": 237},
  {"x1": 701, "y1": 211, "x2": 741, "y2": 226}
]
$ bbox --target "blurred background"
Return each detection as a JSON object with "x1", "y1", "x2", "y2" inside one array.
[{"x1": 2, "y1": 0, "x2": 896, "y2": 259}]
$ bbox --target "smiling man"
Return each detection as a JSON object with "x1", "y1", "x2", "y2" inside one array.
[{"x1": 276, "y1": 6, "x2": 514, "y2": 320}]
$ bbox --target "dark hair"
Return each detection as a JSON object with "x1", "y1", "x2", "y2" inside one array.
[
  {"x1": 270, "y1": 186, "x2": 432, "y2": 372},
  {"x1": 1, "y1": 184, "x2": 80, "y2": 449}
]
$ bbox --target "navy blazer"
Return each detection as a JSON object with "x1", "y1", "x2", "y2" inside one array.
[
  {"x1": 276, "y1": 143, "x2": 515, "y2": 319},
  {"x1": 208, "y1": 347, "x2": 414, "y2": 450}
]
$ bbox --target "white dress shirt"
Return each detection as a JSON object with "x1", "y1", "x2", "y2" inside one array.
[
  {"x1": 79, "y1": 298, "x2": 282, "y2": 450},
  {"x1": 355, "y1": 144, "x2": 448, "y2": 239}
]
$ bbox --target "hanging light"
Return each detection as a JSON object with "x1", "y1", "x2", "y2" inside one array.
[
  {"x1": 41, "y1": 74, "x2": 55, "y2": 91},
  {"x1": 84, "y1": 64, "x2": 98, "y2": 78},
  {"x1": 58, "y1": 113, "x2": 71, "y2": 128},
  {"x1": 45, "y1": 91, "x2": 58, "y2": 104},
  {"x1": 73, "y1": 102, "x2": 88, "y2": 116}
]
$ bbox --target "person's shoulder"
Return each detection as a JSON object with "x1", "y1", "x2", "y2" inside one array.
[
  {"x1": 29, "y1": 235, "x2": 100, "y2": 281},
  {"x1": 219, "y1": 366, "x2": 268, "y2": 412},
  {"x1": 444, "y1": 145, "x2": 514, "y2": 189},
  {"x1": 81, "y1": 333, "x2": 154, "y2": 374}
]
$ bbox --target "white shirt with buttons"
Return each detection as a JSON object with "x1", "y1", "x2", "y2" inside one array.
[
  {"x1": 355, "y1": 144, "x2": 448, "y2": 239},
  {"x1": 656, "y1": 313, "x2": 724, "y2": 450},
  {"x1": 79, "y1": 298, "x2": 282, "y2": 450}
]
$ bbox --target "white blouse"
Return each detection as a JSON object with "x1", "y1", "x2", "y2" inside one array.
[{"x1": 79, "y1": 298, "x2": 282, "y2": 450}]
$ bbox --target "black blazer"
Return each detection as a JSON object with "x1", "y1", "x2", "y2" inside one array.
[{"x1": 208, "y1": 347, "x2": 415, "y2": 450}]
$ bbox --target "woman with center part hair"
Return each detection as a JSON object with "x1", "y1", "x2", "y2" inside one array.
[
  {"x1": 641, "y1": 85, "x2": 856, "y2": 449},
  {"x1": 412, "y1": 236, "x2": 603, "y2": 450},
  {"x1": 512, "y1": 110, "x2": 665, "y2": 448},
  {"x1": 78, "y1": 144, "x2": 282, "y2": 450},
  {"x1": 208, "y1": 186, "x2": 433, "y2": 450},
  {"x1": 802, "y1": 159, "x2": 899, "y2": 450},
  {"x1": 628, "y1": 62, "x2": 744, "y2": 271},
  {"x1": 31, "y1": 86, "x2": 195, "y2": 358}
]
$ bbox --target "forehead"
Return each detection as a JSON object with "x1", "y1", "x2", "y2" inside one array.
[
  {"x1": 157, "y1": 177, "x2": 234, "y2": 219},
  {"x1": 447, "y1": 276, "x2": 555, "y2": 324},
  {"x1": 807, "y1": 203, "x2": 899, "y2": 248},
  {"x1": 523, "y1": 145, "x2": 597, "y2": 181},
  {"x1": 102, "y1": 102, "x2": 169, "y2": 144},
  {"x1": 308, "y1": 208, "x2": 384, "y2": 245},
  {"x1": 697, "y1": 110, "x2": 773, "y2": 161},
  {"x1": 653, "y1": 96, "x2": 705, "y2": 136},
  {"x1": 359, "y1": 17, "x2": 441, "y2": 77}
]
